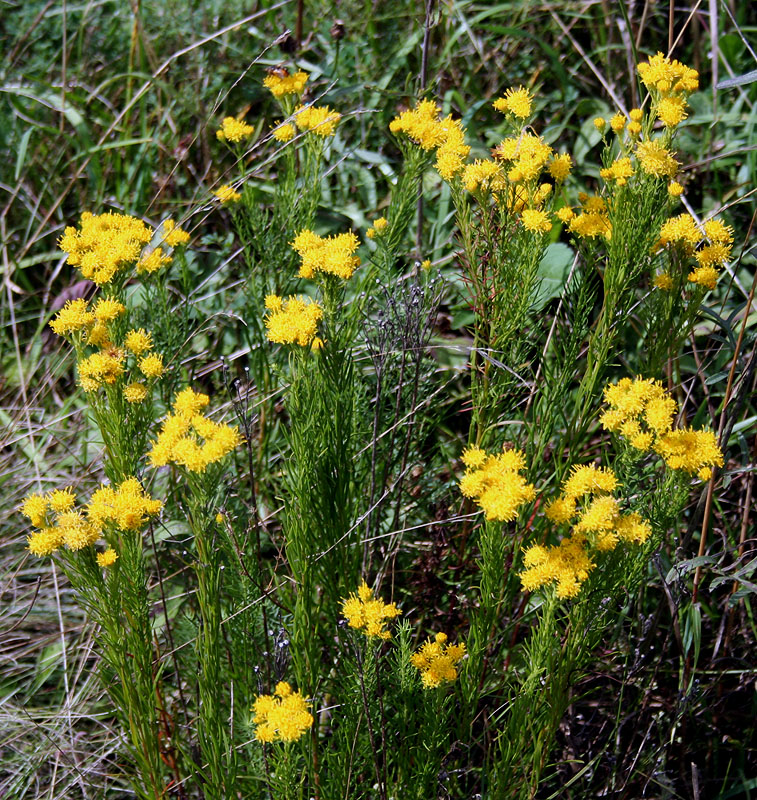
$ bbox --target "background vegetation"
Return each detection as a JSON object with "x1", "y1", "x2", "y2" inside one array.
[{"x1": 1, "y1": 0, "x2": 756, "y2": 797}]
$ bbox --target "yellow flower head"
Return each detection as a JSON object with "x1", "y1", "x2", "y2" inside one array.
[
  {"x1": 124, "y1": 382, "x2": 148, "y2": 404},
  {"x1": 568, "y1": 206, "x2": 612, "y2": 240},
  {"x1": 136, "y1": 246, "x2": 173, "y2": 275},
  {"x1": 214, "y1": 184, "x2": 242, "y2": 203},
  {"x1": 548, "y1": 153, "x2": 572, "y2": 182},
  {"x1": 703, "y1": 219, "x2": 734, "y2": 246},
  {"x1": 654, "y1": 428, "x2": 723, "y2": 477},
  {"x1": 27, "y1": 527, "x2": 66, "y2": 557},
  {"x1": 520, "y1": 535, "x2": 596, "y2": 599},
  {"x1": 434, "y1": 116, "x2": 470, "y2": 181},
  {"x1": 493, "y1": 86, "x2": 533, "y2": 119},
  {"x1": 463, "y1": 159, "x2": 503, "y2": 193},
  {"x1": 47, "y1": 488, "x2": 76, "y2": 514},
  {"x1": 656, "y1": 95, "x2": 688, "y2": 127},
  {"x1": 87, "y1": 322, "x2": 111, "y2": 349},
  {"x1": 291, "y1": 229, "x2": 361, "y2": 280},
  {"x1": 49, "y1": 298, "x2": 96, "y2": 337},
  {"x1": 124, "y1": 328, "x2": 153, "y2": 355},
  {"x1": 341, "y1": 580, "x2": 401, "y2": 640},
  {"x1": 636, "y1": 140, "x2": 679, "y2": 178},
  {"x1": 253, "y1": 681, "x2": 313, "y2": 743},
  {"x1": 93, "y1": 297, "x2": 126, "y2": 323},
  {"x1": 22, "y1": 493, "x2": 50, "y2": 527},
  {"x1": 139, "y1": 353, "x2": 165, "y2": 379},
  {"x1": 272, "y1": 122, "x2": 296, "y2": 143},
  {"x1": 459, "y1": 446, "x2": 535, "y2": 522},
  {"x1": 263, "y1": 68, "x2": 308, "y2": 99},
  {"x1": 97, "y1": 548, "x2": 118, "y2": 568},
  {"x1": 561, "y1": 464, "x2": 618, "y2": 500},
  {"x1": 161, "y1": 219, "x2": 190, "y2": 248},
  {"x1": 264, "y1": 295, "x2": 323, "y2": 347},
  {"x1": 659, "y1": 213, "x2": 701, "y2": 247},
  {"x1": 77, "y1": 349, "x2": 125, "y2": 392},
  {"x1": 410, "y1": 632, "x2": 466, "y2": 688},
  {"x1": 687, "y1": 265, "x2": 719, "y2": 290},
  {"x1": 653, "y1": 273, "x2": 673, "y2": 290},
  {"x1": 600, "y1": 157, "x2": 634, "y2": 186},
  {"x1": 610, "y1": 113, "x2": 626, "y2": 133},
  {"x1": 43, "y1": 510, "x2": 98, "y2": 552},
  {"x1": 173, "y1": 387, "x2": 209, "y2": 416},
  {"x1": 294, "y1": 104, "x2": 341, "y2": 137},
  {"x1": 216, "y1": 116, "x2": 254, "y2": 143},
  {"x1": 638, "y1": 53, "x2": 699, "y2": 95},
  {"x1": 390, "y1": 99, "x2": 447, "y2": 150},
  {"x1": 87, "y1": 477, "x2": 162, "y2": 531},
  {"x1": 544, "y1": 496, "x2": 576, "y2": 524},
  {"x1": 521, "y1": 208, "x2": 552, "y2": 233}
]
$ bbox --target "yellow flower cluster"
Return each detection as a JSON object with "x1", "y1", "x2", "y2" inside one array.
[
  {"x1": 124, "y1": 328, "x2": 153, "y2": 355},
  {"x1": 493, "y1": 132, "x2": 555, "y2": 184},
  {"x1": 87, "y1": 477, "x2": 163, "y2": 531},
  {"x1": 294, "y1": 104, "x2": 341, "y2": 137},
  {"x1": 22, "y1": 478, "x2": 160, "y2": 557},
  {"x1": 160, "y1": 219, "x2": 191, "y2": 248},
  {"x1": 78, "y1": 348, "x2": 126, "y2": 392},
  {"x1": 638, "y1": 53, "x2": 698, "y2": 128},
  {"x1": 389, "y1": 99, "x2": 471, "y2": 181},
  {"x1": 148, "y1": 388, "x2": 242, "y2": 472},
  {"x1": 58, "y1": 212, "x2": 188, "y2": 284},
  {"x1": 58, "y1": 212, "x2": 153, "y2": 285},
  {"x1": 410, "y1": 632, "x2": 466, "y2": 688},
  {"x1": 521, "y1": 463, "x2": 652, "y2": 598},
  {"x1": 216, "y1": 116, "x2": 254, "y2": 143},
  {"x1": 590, "y1": 59, "x2": 695, "y2": 199},
  {"x1": 600, "y1": 377, "x2": 724, "y2": 480},
  {"x1": 290, "y1": 229, "x2": 361, "y2": 279},
  {"x1": 135, "y1": 247, "x2": 170, "y2": 275},
  {"x1": 448, "y1": 124, "x2": 569, "y2": 225},
  {"x1": 566, "y1": 193, "x2": 612, "y2": 240},
  {"x1": 264, "y1": 295, "x2": 323, "y2": 346},
  {"x1": 263, "y1": 68, "x2": 308, "y2": 99},
  {"x1": 638, "y1": 52, "x2": 699, "y2": 95},
  {"x1": 390, "y1": 98, "x2": 451, "y2": 150},
  {"x1": 214, "y1": 185, "x2": 241, "y2": 204},
  {"x1": 599, "y1": 377, "x2": 677, "y2": 450},
  {"x1": 520, "y1": 537, "x2": 595, "y2": 599},
  {"x1": 49, "y1": 298, "x2": 96, "y2": 337},
  {"x1": 657, "y1": 214, "x2": 734, "y2": 290},
  {"x1": 600, "y1": 156, "x2": 634, "y2": 186},
  {"x1": 636, "y1": 139, "x2": 679, "y2": 179},
  {"x1": 341, "y1": 580, "x2": 401, "y2": 640},
  {"x1": 462, "y1": 159, "x2": 504, "y2": 194},
  {"x1": 272, "y1": 122, "x2": 296, "y2": 142},
  {"x1": 459, "y1": 446, "x2": 535, "y2": 522},
  {"x1": 50, "y1": 296, "x2": 164, "y2": 398},
  {"x1": 655, "y1": 429, "x2": 724, "y2": 481},
  {"x1": 253, "y1": 681, "x2": 313, "y2": 743},
  {"x1": 493, "y1": 86, "x2": 533, "y2": 119}
]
